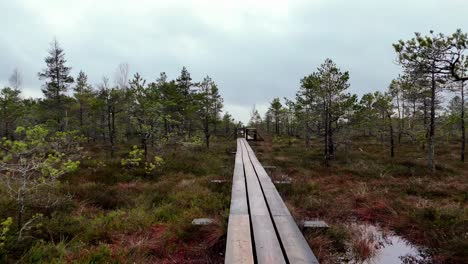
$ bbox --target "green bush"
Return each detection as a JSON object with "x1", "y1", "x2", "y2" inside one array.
[
  {"x1": 22, "y1": 241, "x2": 68, "y2": 264},
  {"x1": 37, "y1": 212, "x2": 81, "y2": 242}
]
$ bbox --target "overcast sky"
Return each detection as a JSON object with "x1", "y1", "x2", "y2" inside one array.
[{"x1": 1, "y1": 0, "x2": 467, "y2": 123}]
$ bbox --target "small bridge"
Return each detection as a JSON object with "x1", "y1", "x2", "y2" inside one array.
[{"x1": 225, "y1": 138, "x2": 319, "y2": 264}]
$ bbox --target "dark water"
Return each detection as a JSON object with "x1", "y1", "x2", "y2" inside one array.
[{"x1": 346, "y1": 223, "x2": 428, "y2": 264}]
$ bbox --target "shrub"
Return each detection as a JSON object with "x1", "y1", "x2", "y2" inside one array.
[
  {"x1": 0, "y1": 217, "x2": 13, "y2": 253},
  {"x1": 121, "y1": 146, "x2": 164, "y2": 176},
  {"x1": 22, "y1": 240, "x2": 68, "y2": 264}
]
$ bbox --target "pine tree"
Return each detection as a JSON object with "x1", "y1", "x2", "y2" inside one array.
[
  {"x1": 394, "y1": 32, "x2": 451, "y2": 171},
  {"x1": 176, "y1": 67, "x2": 195, "y2": 136},
  {"x1": 38, "y1": 39, "x2": 74, "y2": 131},
  {"x1": 300, "y1": 59, "x2": 356, "y2": 165},
  {"x1": 74, "y1": 71, "x2": 93, "y2": 132},
  {"x1": 0, "y1": 87, "x2": 22, "y2": 139},
  {"x1": 196, "y1": 76, "x2": 223, "y2": 148},
  {"x1": 269, "y1": 98, "x2": 283, "y2": 135}
]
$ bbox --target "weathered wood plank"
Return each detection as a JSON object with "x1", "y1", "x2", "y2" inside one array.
[
  {"x1": 229, "y1": 139, "x2": 249, "y2": 215},
  {"x1": 241, "y1": 141, "x2": 269, "y2": 216},
  {"x1": 243, "y1": 139, "x2": 319, "y2": 264},
  {"x1": 274, "y1": 215, "x2": 320, "y2": 264},
  {"x1": 240, "y1": 139, "x2": 285, "y2": 263},
  {"x1": 242, "y1": 141, "x2": 291, "y2": 216},
  {"x1": 225, "y1": 140, "x2": 254, "y2": 264},
  {"x1": 303, "y1": 220, "x2": 329, "y2": 229},
  {"x1": 251, "y1": 215, "x2": 286, "y2": 264},
  {"x1": 192, "y1": 218, "x2": 214, "y2": 225},
  {"x1": 261, "y1": 183, "x2": 291, "y2": 216},
  {"x1": 225, "y1": 214, "x2": 254, "y2": 264}
]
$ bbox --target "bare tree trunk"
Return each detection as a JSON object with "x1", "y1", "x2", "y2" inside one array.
[
  {"x1": 111, "y1": 108, "x2": 116, "y2": 157},
  {"x1": 205, "y1": 133, "x2": 210, "y2": 148},
  {"x1": 275, "y1": 114, "x2": 279, "y2": 135},
  {"x1": 461, "y1": 81, "x2": 465, "y2": 162},
  {"x1": 428, "y1": 71, "x2": 436, "y2": 172},
  {"x1": 328, "y1": 111, "x2": 334, "y2": 159},
  {"x1": 387, "y1": 111, "x2": 395, "y2": 158},
  {"x1": 305, "y1": 107, "x2": 310, "y2": 148},
  {"x1": 324, "y1": 102, "x2": 330, "y2": 166},
  {"x1": 17, "y1": 189, "x2": 25, "y2": 229},
  {"x1": 395, "y1": 92, "x2": 402, "y2": 144},
  {"x1": 79, "y1": 101, "x2": 84, "y2": 129},
  {"x1": 101, "y1": 113, "x2": 107, "y2": 142},
  {"x1": 400, "y1": 100, "x2": 405, "y2": 144},
  {"x1": 204, "y1": 116, "x2": 210, "y2": 149},
  {"x1": 107, "y1": 105, "x2": 115, "y2": 158},
  {"x1": 423, "y1": 98, "x2": 428, "y2": 150}
]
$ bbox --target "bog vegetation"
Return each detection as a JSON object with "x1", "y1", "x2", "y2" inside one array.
[{"x1": 0, "y1": 30, "x2": 467, "y2": 263}]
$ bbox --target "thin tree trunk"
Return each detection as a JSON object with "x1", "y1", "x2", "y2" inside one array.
[
  {"x1": 324, "y1": 102, "x2": 330, "y2": 166},
  {"x1": 79, "y1": 100, "x2": 83, "y2": 129},
  {"x1": 428, "y1": 71, "x2": 436, "y2": 172},
  {"x1": 400, "y1": 100, "x2": 405, "y2": 144},
  {"x1": 328, "y1": 111, "x2": 334, "y2": 159},
  {"x1": 387, "y1": 111, "x2": 395, "y2": 158},
  {"x1": 423, "y1": 98, "x2": 428, "y2": 150},
  {"x1": 461, "y1": 81, "x2": 465, "y2": 162}
]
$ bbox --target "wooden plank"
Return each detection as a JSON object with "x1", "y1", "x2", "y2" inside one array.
[
  {"x1": 229, "y1": 139, "x2": 249, "y2": 215},
  {"x1": 251, "y1": 215, "x2": 286, "y2": 264},
  {"x1": 225, "y1": 140, "x2": 254, "y2": 264},
  {"x1": 225, "y1": 214, "x2": 254, "y2": 264},
  {"x1": 303, "y1": 220, "x2": 329, "y2": 229},
  {"x1": 240, "y1": 139, "x2": 285, "y2": 264},
  {"x1": 243, "y1": 139, "x2": 319, "y2": 264},
  {"x1": 261, "y1": 183, "x2": 291, "y2": 216},
  {"x1": 241, "y1": 141, "x2": 269, "y2": 216},
  {"x1": 274, "y1": 215, "x2": 320, "y2": 264},
  {"x1": 242, "y1": 141, "x2": 291, "y2": 216},
  {"x1": 192, "y1": 218, "x2": 214, "y2": 225}
]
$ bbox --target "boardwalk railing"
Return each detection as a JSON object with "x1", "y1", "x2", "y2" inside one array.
[{"x1": 225, "y1": 138, "x2": 319, "y2": 264}]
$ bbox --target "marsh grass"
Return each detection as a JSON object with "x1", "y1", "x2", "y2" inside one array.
[
  {"x1": 0, "y1": 138, "x2": 234, "y2": 263},
  {"x1": 252, "y1": 136, "x2": 468, "y2": 264}
]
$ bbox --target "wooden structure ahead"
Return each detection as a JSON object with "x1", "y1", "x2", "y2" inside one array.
[
  {"x1": 237, "y1": 127, "x2": 262, "y2": 141},
  {"x1": 225, "y1": 138, "x2": 319, "y2": 264}
]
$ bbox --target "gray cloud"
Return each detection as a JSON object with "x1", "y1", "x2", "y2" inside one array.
[{"x1": 1, "y1": 0, "x2": 467, "y2": 123}]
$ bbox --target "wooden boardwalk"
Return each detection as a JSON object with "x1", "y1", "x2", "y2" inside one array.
[{"x1": 225, "y1": 138, "x2": 319, "y2": 264}]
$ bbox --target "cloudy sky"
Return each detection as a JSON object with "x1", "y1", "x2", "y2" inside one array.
[{"x1": 1, "y1": 0, "x2": 467, "y2": 123}]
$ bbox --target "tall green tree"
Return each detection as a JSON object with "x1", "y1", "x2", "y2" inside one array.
[
  {"x1": 73, "y1": 71, "x2": 93, "y2": 134},
  {"x1": 222, "y1": 112, "x2": 233, "y2": 136},
  {"x1": 38, "y1": 39, "x2": 74, "y2": 131},
  {"x1": 196, "y1": 76, "x2": 223, "y2": 148},
  {"x1": 176, "y1": 67, "x2": 195, "y2": 136},
  {"x1": 129, "y1": 73, "x2": 162, "y2": 159},
  {"x1": 0, "y1": 87, "x2": 22, "y2": 139},
  {"x1": 394, "y1": 31, "x2": 453, "y2": 171},
  {"x1": 297, "y1": 73, "x2": 320, "y2": 147},
  {"x1": 158, "y1": 72, "x2": 183, "y2": 140},
  {"x1": 269, "y1": 98, "x2": 283, "y2": 135},
  {"x1": 373, "y1": 91, "x2": 395, "y2": 158},
  {"x1": 300, "y1": 59, "x2": 356, "y2": 165},
  {"x1": 97, "y1": 77, "x2": 124, "y2": 157},
  {"x1": 445, "y1": 31, "x2": 468, "y2": 161}
]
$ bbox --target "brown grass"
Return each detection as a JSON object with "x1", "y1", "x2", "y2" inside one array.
[{"x1": 252, "y1": 136, "x2": 468, "y2": 263}]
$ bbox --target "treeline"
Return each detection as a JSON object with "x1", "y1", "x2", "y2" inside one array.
[
  {"x1": 1, "y1": 39, "x2": 239, "y2": 152},
  {"x1": 254, "y1": 30, "x2": 468, "y2": 170}
]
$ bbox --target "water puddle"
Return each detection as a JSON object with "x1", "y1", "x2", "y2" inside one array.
[{"x1": 344, "y1": 223, "x2": 430, "y2": 264}]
